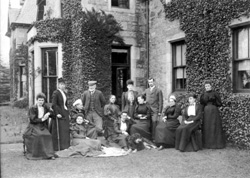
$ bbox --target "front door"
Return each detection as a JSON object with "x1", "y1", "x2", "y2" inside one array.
[{"x1": 111, "y1": 46, "x2": 130, "y2": 107}]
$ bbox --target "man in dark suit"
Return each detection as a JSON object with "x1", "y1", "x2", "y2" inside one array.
[
  {"x1": 81, "y1": 81, "x2": 106, "y2": 134},
  {"x1": 51, "y1": 78, "x2": 70, "y2": 151},
  {"x1": 143, "y1": 78, "x2": 163, "y2": 141}
]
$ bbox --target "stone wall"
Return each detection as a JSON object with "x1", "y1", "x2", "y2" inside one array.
[{"x1": 149, "y1": 0, "x2": 185, "y2": 104}]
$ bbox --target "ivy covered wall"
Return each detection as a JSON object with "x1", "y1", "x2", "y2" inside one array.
[
  {"x1": 155, "y1": 0, "x2": 250, "y2": 148},
  {"x1": 31, "y1": 0, "x2": 124, "y2": 106}
]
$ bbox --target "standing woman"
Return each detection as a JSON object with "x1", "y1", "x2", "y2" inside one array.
[
  {"x1": 200, "y1": 81, "x2": 226, "y2": 149},
  {"x1": 121, "y1": 79, "x2": 138, "y2": 119},
  {"x1": 51, "y1": 78, "x2": 70, "y2": 151},
  {"x1": 155, "y1": 95, "x2": 181, "y2": 149},
  {"x1": 130, "y1": 95, "x2": 152, "y2": 140},
  {"x1": 23, "y1": 93, "x2": 55, "y2": 160},
  {"x1": 103, "y1": 95, "x2": 121, "y2": 139}
]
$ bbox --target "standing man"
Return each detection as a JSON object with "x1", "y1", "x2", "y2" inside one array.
[
  {"x1": 143, "y1": 78, "x2": 163, "y2": 141},
  {"x1": 81, "y1": 81, "x2": 106, "y2": 134},
  {"x1": 51, "y1": 78, "x2": 70, "y2": 151}
]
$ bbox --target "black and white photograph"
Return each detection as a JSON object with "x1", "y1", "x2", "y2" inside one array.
[{"x1": 1, "y1": 0, "x2": 250, "y2": 177}]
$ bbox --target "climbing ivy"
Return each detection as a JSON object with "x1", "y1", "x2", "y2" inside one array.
[
  {"x1": 161, "y1": 0, "x2": 250, "y2": 148},
  {"x1": 30, "y1": 0, "x2": 124, "y2": 106}
]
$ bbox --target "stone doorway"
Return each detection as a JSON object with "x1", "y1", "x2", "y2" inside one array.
[{"x1": 111, "y1": 46, "x2": 130, "y2": 107}]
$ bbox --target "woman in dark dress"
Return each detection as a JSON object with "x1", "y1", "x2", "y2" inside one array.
[
  {"x1": 200, "y1": 81, "x2": 226, "y2": 149},
  {"x1": 130, "y1": 95, "x2": 152, "y2": 140},
  {"x1": 103, "y1": 95, "x2": 121, "y2": 139},
  {"x1": 23, "y1": 93, "x2": 55, "y2": 160},
  {"x1": 175, "y1": 94, "x2": 203, "y2": 152},
  {"x1": 121, "y1": 79, "x2": 138, "y2": 119},
  {"x1": 51, "y1": 78, "x2": 70, "y2": 151},
  {"x1": 155, "y1": 95, "x2": 181, "y2": 149}
]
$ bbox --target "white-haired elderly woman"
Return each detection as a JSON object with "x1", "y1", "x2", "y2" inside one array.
[{"x1": 155, "y1": 94, "x2": 182, "y2": 150}]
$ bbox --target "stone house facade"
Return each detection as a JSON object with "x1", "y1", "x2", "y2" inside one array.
[{"x1": 7, "y1": 0, "x2": 250, "y2": 106}]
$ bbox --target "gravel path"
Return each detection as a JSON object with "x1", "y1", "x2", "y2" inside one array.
[{"x1": 1, "y1": 143, "x2": 250, "y2": 178}]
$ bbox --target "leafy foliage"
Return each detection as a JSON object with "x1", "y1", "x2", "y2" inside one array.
[
  {"x1": 161, "y1": 0, "x2": 250, "y2": 148},
  {"x1": 31, "y1": 0, "x2": 124, "y2": 106}
]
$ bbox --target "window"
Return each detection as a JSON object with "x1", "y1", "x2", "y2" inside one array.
[
  {"x1": 172, "y1": 41, "x2": 186, "y2": 91},
  {"x1": 111, "y1": 0, "x2": 129, "y2": 9},
  {"x1": 233, "y1": 26, "x2": 250, "y2": 92},
  {"x1": 42, "y1": 48, "x2": 58, "y2": 103},
  {"x1": 19, "y1": 66, "x2": 25, "y2": 98},
  {"x1": 37, "y1": 0, "x2": 46, "y2": 21}
]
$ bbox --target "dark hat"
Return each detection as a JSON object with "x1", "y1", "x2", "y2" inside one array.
[
  {"x1": 187, "y1": 93, "x2": 197, "y2": 99},
  {"x1": 88, "y1": 81, "x2": 97, "y2": 86},
  {"x1": 126, "y1": 79, "x2": 134, "y2": 85},
  {"x1": 58, "y1": 77, "x2": 65, "y2": 83}
]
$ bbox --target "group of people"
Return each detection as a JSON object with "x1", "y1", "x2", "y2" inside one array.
[{"x1": 23, "y1": 77, "x2": 226, "y2": 160}]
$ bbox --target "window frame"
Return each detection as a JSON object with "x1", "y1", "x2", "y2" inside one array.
[
  {"x1": 41, "y1": 48, "x2": 58, "y2": 103},
  {"x1": 111, "y1": 0, "x2": 130, "y2": 9},
  {"x1": 232, "y1": 25, "x2": 250, "y2": 93},
  {"x1": 172, "y1": 40, "x2": 187, "y2": 92}
]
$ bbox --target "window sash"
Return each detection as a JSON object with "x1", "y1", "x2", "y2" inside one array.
[
  {"x1": 42, "y1": 48, "x2": 58, "y2": 102},
  {"x1": 172, "y1": 41, "x2": 186, "y2": 91},
  {"x1": 233, "y1": 25, "x2": 250, "y2": 92}
]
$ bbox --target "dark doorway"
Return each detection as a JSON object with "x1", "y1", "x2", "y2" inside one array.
[{"x1": 111, "y1": 46, "x2": 130, "y2": 107}]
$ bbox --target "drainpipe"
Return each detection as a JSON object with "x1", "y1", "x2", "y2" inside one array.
[{"x1": 146, "y1": 0, "x2": 150, "y2": 79}]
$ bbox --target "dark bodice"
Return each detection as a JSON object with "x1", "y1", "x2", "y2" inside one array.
[
  {"x1": 163, "y1": 104, "x2": 181, "y2": 120},
  {"x1": 200, "y1": 90, "x2": 222, "y2": 107},
  {"x1": 70, "y1": 123, "x2": 87, "y2": 138},
  {"x1": 134, "y1": 103, "x2": 151, "y2": 120},
  {"x1": 104, "y1": 103, "x2": 120, "y2": 120}
]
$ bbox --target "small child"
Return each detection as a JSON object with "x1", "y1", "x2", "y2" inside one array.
[
  {"x1": 70, "y1": 99, "x2": 97, "y2": 139},
  {"x1": 127, "y1": 133, "x2": 157, "y2": 153}
]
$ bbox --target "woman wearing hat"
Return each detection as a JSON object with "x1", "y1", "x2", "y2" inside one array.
[
  {"x1": 155, "y1": 94, "x2": 181, "y2": 150},
  {"x1": 200, "y1": 81, "x2": 225, "y2": 149},
  {"x1": 51, "y1": 78, "x2": 70, "y2": 151},
  {"x1": 70, "y1": 99, "x2": 97, "y2": 139},
  {"x1": 175, "y1": 94, "x2": 203, "y2": 152},
  {"x1": 121, "y1": 79, "x2": 138, "y2": 119}
]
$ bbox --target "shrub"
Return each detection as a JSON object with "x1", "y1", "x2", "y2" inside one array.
[{"x1": 13, "y1": 97, "x2": 28, "y2": 109}]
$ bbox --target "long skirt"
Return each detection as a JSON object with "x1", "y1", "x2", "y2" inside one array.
[
  {"x1": 202, "y1": 104, "x2": 226, "y2": 149},
  {"x1": 108, "y1": 134, "x2": 128, "y2": 148},
  {"x1": 23, "y1": 124, "x2": 54, "y2": 160},
  {"x1": 51, "y1": 113, "x2": 70, "y2": 151},
  {"x1": 56, "y1": 138, "x2": 102, "y2": 157},
  {"x1": 155, "y1": 119, "x2": 180, "y2": 147},
  {"x1": 130, "y1": 120, "x2": 151, "y2": 140},
  {"x1": 175, "y1": 121, "x2": 201, "y2": 152}
]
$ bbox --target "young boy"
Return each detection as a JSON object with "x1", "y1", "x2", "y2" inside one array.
[{"x1": 70, "y1": 99, "x2": 97, "y2": 139}]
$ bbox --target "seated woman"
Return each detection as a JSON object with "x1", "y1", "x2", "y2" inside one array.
[
  {"x1": 105, "y1": 111, "x2": 132, "y2": 151},
  {"x1": 155, "y1": 95, "x2": 181, "y2": 150},
  {"x1": 70, "y1": 99, "x2": 97, "y2": 139},
  {"x1": 175, "y1": 94, "x2": 202, "y2": 152},
  {"x1": 56, "y1": 115, "x2": 102, "y2": 157},
  {"x1": 130, "y1": 95, "x2": 152, "y2": 140},
  {"x1": 23, "y1": 93, "x2": 55, "y2": 160}
]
